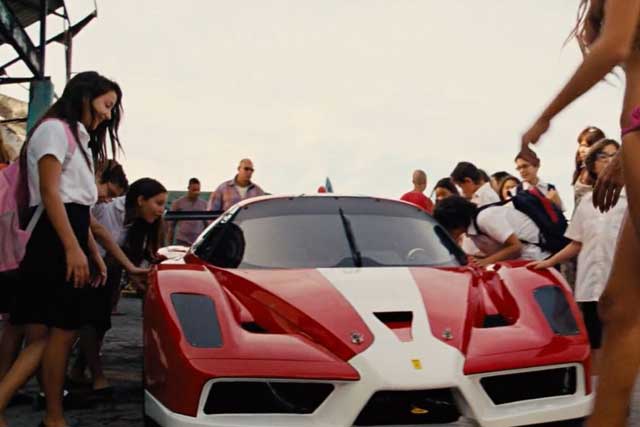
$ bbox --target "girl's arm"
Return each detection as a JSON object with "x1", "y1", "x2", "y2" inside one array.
[
  {"x1": 90, "y1": 216, "x2": 150, "y2": 275},
  {"x1": 523, "y1": 0, "x2": 640, "y2": 146},
  {"x1": 87, "y1": 229, "x2": 107, "y2": 287},
  {"x1": 38, "y1": 155, "x2": 89, "y2": 287},
  {"x1": 527, "y1": 241, "x2": 583, "y2": 270}
]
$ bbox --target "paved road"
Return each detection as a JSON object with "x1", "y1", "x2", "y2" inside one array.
[
  {"x1": 5, "y1": 298, "x2": 144, "y2": 427},
  {"x1": 4, "y1": 297, "x2": 640, "y2": 426}
]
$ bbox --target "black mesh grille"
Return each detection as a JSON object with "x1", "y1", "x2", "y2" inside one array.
[
  {"x1": 203, "y1": 381, "x2": 333, "y2": 414},
  {"x1": 354, "y1": 389, "x2": 460, "y2": 425},
  {"x1": 480, "y1": 367, "x2": 577, "y2": 405}
]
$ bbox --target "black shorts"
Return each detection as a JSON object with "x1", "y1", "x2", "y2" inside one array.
[
  {"x1": 579, "y1": 301, "x2": 602, "y2": 349},
  {"x1": 10, "y1": 203, "x2": 98, "y2": 331}
]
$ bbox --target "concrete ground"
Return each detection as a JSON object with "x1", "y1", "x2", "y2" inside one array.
[{"x1": 4, "y1": 297, "x2": 143, "y2": 427}]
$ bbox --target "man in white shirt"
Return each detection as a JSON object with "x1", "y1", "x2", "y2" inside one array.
[
  {"x1": 450, "y1": 161, "x2": 500, "y2": 206},
  {"x1": 450, "y1": 161, "x2": 500, "y2": 255},
  {"x1": 434, "y1": 196, "x2": 548, "y2": 267}
]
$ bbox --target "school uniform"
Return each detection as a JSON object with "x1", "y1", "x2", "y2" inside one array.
[
  {"x1": 467, "y1": 204, "x2": 549, "y2": 261},
  {"x1": 522, "y1": 179, "x2": 564, "y2": 211},
  {"x1": 90, "y1": 196, "x2": 126, "y2": 335},
  {"x1": 565, "y1": 192, "x2": 628, "y2": 348},
  {"x1": 462, "y1": 182, "x2": 501, "y2": 256},
  {"x1": 10, "y1": 120, "x2": 99, "y2": 330}
]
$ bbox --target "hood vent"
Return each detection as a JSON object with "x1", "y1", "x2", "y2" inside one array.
[{"x1": 374, "y1": 311, "x2": 413, "y2": 342}]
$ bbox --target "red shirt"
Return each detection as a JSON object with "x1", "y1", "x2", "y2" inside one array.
[{"x1": 400, "y1": 191, "x2": 434, "y2": 214}]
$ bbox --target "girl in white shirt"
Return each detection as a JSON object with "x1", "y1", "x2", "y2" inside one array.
[
  {"x1": 528, "y1": 139, "x2": 622, "y2": 375},
  {"x1": 0, "y1": 71, "x2": 123, "y2": 427}
]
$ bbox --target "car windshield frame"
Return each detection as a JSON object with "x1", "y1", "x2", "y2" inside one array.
[{"x1": 192, "y1": 196, "x2": 466, "y2": 269}]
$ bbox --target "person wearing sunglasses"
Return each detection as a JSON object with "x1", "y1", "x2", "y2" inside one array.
[
  {"x1": 207, "y1": 158, "x2": 265, "y2": 212},
  {"x1": 527, "y1": 138, "x2": 623, "y2": 380}
]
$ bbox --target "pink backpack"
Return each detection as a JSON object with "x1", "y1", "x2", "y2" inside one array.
[{"x1": 0, "y1": 120, "x2": 77, "y2": 272}]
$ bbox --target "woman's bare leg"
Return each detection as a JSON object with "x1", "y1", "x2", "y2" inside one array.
[
  {"x1": 41, "y1": 327, "x2": 77, "y2": 427},
  {"x1": 0, "y1": 324, "x2": 48, "y2": 427},
  {"x1": 77, "y1": 326, "x2": 109, "y2": 390},
  {"x1": 0, "y1": 324, "x2": 25, "y2": 380},
  {"x1": 587, "y1": 129, "x2": 640, "y2": 426},
  {"x1": 591, "y1": 125, "x2": 640, "y2": 418}
]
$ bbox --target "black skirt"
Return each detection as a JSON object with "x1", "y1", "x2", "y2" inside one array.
[{"x1": 10, "y1": 203, "x2": 98, "y2": 330}]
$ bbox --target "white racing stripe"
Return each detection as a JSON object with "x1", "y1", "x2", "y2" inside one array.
[{"x1": 318, "y1": 267, "x2": 465, "y2": 388}]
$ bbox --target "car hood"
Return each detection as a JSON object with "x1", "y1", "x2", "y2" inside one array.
[{"x1": 208, "y1": 266, "x2": 479, "y2": 361}]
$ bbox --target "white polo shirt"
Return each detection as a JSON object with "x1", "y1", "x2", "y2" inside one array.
[
  {"x1": 463, "y1": 182, "x2": 501, "y2": 255},
  {"x1": 565, "y1": 192, "x2": 627, "y2": 302},
  {"x1": 92, "y1": 196, "x2": 126, "y2": 257},
  {"x1": 472, "y1": 182, "x2": 500, "y2": 207},
  {"x1": 467, "y1": 204, "x2": 548, "y2": 261},
  {"x1": 27, "y1": 120, "x2": 98, "y2": 207}
]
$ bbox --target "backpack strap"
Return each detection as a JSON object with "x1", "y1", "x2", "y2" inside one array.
[
  {"x1": 472, "y1": 199, "x2": 509, "y2": 236},
  {"x1": 527, "y1": 185, "x2": 559, "y2": 222},
  {"x1": 472, "y1": 197, "x2": 536, "y2": 246},
  {"x1": 25, "y1": 120, "x2": 78, "y2": 234}
]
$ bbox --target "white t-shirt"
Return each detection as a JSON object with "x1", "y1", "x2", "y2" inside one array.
[
  {"x1": 235, "y1": 184, "x2": 249, "y2": 198},
  {"x1": 565, "y1": 192, "x2": 627, "y2": 302},
  {"x1": 27, "y1": 120, "x2": 97, "y2": 207},
  {"x1": 92, "y1": 196, "x2": 126, "y2": 257},
  {"x1": 467, "y1": 204, "x2": 548, "y2": 261}
]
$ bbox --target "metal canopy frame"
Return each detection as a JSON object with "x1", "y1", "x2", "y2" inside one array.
[{"x1": 0, "y1": 0, "x2": 97, "y2": 85}]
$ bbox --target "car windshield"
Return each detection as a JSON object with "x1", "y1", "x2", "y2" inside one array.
[{"x1": 192, "y1": 197, "x2": 464, "y2": 269}]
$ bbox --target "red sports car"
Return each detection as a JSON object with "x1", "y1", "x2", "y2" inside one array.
[{"x1": 144, "y1": 195, "x2": 592, "y2": 427}]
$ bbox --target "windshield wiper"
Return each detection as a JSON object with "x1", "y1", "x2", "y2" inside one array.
[{"x1": 338, "y1": 208, "x2": 362, "y2": 267}]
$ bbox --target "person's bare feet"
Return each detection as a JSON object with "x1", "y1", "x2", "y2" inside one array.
[
  {"x1": 42, "y1": 416, "x2": 71, "y2": 427},
  {"x1": 92, "y1": 376, "x2": 110, "y2": 391}
]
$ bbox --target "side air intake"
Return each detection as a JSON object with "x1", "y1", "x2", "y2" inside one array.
[
  {"x1": 203, "y1": 381, "x2": 334, "y2": 414},
  {"x1": 480, "y1": 367, "x2": 577, "y2": 405}
]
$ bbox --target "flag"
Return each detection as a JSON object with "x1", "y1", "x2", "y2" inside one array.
[{"x1": 325, "y1": 177, "x2": 334, "y2": 193}]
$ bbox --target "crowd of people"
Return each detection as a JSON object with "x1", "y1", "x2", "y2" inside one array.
[
  {"x1": 396, "y1": 128, "x2": 624, "y2": 379},
  {"x1": 1, "y1": 1, "x2": 640, "y2": 426}
]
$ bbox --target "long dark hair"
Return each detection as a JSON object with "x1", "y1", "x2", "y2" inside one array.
[
  {"x1": 572, "y1": 126, "x2": 605, "y2": 184},
  {"x1": 41, "y1": 71, "x2": 123, "y2": 167},
  {"x1": 584, "y1": 138, "x2": 620, "y2": 181},
  {"x1": 123, "y1": 178, "x2": 167, "y2": 266},
  {"x1": 498, "y1": 176, "x2": 521, "y2": 202},
  {"x1": 17, "y1": 72, "x2": 123, "y2": 220},
  {"x1": 569, "y1": 0, "x2": 604, "y2": 54}
]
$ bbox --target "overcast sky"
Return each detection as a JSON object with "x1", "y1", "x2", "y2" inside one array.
[{"x1": 0, "y1": 1, "x2": 624, "y2": 211}]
